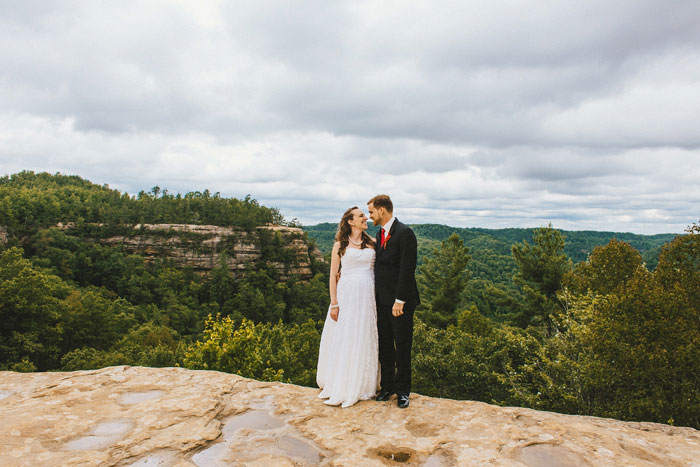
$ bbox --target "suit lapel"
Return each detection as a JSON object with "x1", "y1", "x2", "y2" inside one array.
[
  {"x1": 375, "y1": 228, "x2": 383, "y2": 256},
  {"x1": 376, "y1": 218, "x2": 399, "y2": 255},
  {"x1": 386, "y1": 218, "x2": 399, "y2": 248}
]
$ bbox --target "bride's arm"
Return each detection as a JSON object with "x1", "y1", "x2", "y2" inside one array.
[{"x1": 329, "y1": 242, "x2": 341, "y2": 321}]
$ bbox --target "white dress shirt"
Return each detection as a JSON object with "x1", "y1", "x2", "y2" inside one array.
[{"x1": 381, "y1": 216, "x2": 396, "y2": 235}]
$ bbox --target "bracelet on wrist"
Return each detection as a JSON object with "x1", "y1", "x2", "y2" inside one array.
[{"x1": 330, "y1": 304, "x2": 339, "y2": 309}]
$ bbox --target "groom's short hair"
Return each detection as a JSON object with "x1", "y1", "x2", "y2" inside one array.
[{"x1": 368, "y1": 194, "x2": 393, "y2": 213}]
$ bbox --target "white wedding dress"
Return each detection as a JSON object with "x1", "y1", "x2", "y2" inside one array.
[{"x1": 317, "y1": 247, "x2": 379, "y2": 407}]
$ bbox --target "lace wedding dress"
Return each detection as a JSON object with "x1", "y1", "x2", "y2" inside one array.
[{"x1": 317, "y1": 247, "x2": 379, "y2": 407}]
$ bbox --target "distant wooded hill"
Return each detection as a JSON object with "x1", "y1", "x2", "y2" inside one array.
[{"x1": 303, "y1": 222, "x2": 677, "y2": 286}]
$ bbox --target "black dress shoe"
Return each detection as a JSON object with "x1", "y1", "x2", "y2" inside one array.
[
  {"x1": 375, "y1": 390, "x2": 393, "y2": 401},
  {"x1": 397, "y1": 394, "x2": 409, "y2": 408}
]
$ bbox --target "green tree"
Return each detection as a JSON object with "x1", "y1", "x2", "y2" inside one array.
[
  {"x1": 61, "y1": 323, "x2": 186, "y2": 370},
  {"x1": 285, "y1": 273, "x2": 329, "y2": 324},
  {"x1": 655, "y1": 229, "x2": 700, "y2": 312},
  {"x1": 505, "y1": 237, "x2": 700, "y2": 428},
  {"x1": 208, "y1": 253, "x2": 237, "y2": 305},
  {"x1": 0, "y1": 247, "x2": 70, "y2": 370},
  {"x1": 61, "y1": 288, "x2": 136, "y2": 353},
  {"x1": 417, "y1": 233, "x2": 471, "y2": 328},
  {"x1": 412, "y1": 314, "x2": 543, "y2": 405},
  {"x1": 511, "y1": 224, "x2": 571, "y2": 329},
  {"x1": 184, "y1": 315, "x2": 320, "y2": 386},
  {"x1": 463, "y1": 279, "x2": 521, "y2": 323},
  {"x1": 230, "y1": 269, "x2": 286, "y2": 322},
  {"x1": 564, "y1": 238, "x2": 643, "y2": 295}
]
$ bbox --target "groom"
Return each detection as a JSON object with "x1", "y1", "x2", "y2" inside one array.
[{"x1": 367, "y1": 195, "x2": 420, "y2": 409}]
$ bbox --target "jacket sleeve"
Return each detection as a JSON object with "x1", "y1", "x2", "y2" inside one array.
[{"x1": 395, "y1": 227, "x2": 418, "y2": 302}]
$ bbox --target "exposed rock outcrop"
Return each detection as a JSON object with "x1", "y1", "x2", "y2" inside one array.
[
  {"x1": 0, "y1": 225, "x2": 7, "y2": 245},
  {"x1": 57, "y1": 223, "x2": 321, "y2": 281},
  {"x1": 1, "y1": 366, "x2": 698, "y2": 466}
]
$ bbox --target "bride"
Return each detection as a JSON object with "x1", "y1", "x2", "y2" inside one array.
[{"x1": 316, "y1": 206, "x2": 379, "y2": 407}]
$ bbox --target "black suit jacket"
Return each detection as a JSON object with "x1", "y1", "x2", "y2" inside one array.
[{"x1": 374, "y1": 218, "x2": 420, "y2": 308}]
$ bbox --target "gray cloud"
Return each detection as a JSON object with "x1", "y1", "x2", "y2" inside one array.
[{"x1": 1, "y1": 1, "x2": 700, "y2": 234}]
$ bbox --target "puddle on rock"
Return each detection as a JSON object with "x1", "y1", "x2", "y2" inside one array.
[
  {"x1": 192, "y1": 410, "x2": 323, "y2": 466},
  {"x1": 63, "y1": 419, "x2": 133, "y2": 451},
  {"x1": 516, "y1": 443, "x2": 583, "y2": 467},
  {"x1": 192, "y1": 443, "x2": 230, "y2": 467},
  {"x1": 222, "y1": 410, "x2": 285, "y2": 435},
  {"x1": 119, "y1": 390, "x2": 165, "y2": 405},
  {"x1": 276, "y1": 434, "x2": 321, "y2": 464}
]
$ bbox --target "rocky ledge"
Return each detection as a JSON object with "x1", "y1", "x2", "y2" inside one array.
[
  {"x1": 1, "y1": 366, "x2": 698, "y2": 466},
  {"x1": 55, "y1": 223, "x2": 320, "y2": 280}
]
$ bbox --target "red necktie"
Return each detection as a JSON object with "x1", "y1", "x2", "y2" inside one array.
[{"x1": 380, "y1": 228, "x2": 386, "y2": 247}]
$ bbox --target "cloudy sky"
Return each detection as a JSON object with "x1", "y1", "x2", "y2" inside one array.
[{"x1": 2, "y1": 1, "x2": 699, "y2": 234}]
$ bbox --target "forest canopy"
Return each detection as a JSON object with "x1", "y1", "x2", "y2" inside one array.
[
  {"x1": 0, "y1": 171, "x2": 284, "y2": 238},
  {"x1": 2, "y1": 171, "x2": 698, "y2": 429}
]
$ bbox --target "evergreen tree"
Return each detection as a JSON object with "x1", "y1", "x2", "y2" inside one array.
[
  {"x1": 417, "y1": 233, "x2": 471, "y2": 328},
  {"x1": 511, "y1": 224, "x2": 571, "y2": 329}
]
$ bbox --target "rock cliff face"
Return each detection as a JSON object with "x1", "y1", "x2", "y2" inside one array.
[
  {"x1": 58, "y1": 223, "x2": 321, "y2": 281},
  {"x1": 1, "y1": 366, "x2": 698, "y2": 466}
]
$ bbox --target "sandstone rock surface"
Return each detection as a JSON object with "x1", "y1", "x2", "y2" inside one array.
[{"x1": 1, "y1": 366, "x2": 699, "y2": 466}]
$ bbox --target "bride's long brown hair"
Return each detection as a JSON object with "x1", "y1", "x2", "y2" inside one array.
[{"x1": 336, "y1": 206, "x2": 375, "y2": 257}]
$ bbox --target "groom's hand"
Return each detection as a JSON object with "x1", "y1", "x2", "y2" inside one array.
[{"x1": 392, "y1": 302, "x2": 404, "y2": 317}]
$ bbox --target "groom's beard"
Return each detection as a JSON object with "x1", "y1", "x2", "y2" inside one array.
[{"x1": 370, "y1": 217, "x2": 385, "y2": 228}]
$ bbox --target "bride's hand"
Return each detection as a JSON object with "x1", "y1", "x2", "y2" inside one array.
[{"x1": 330, "y1": 307, "x2": 339, "y2": 321}]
